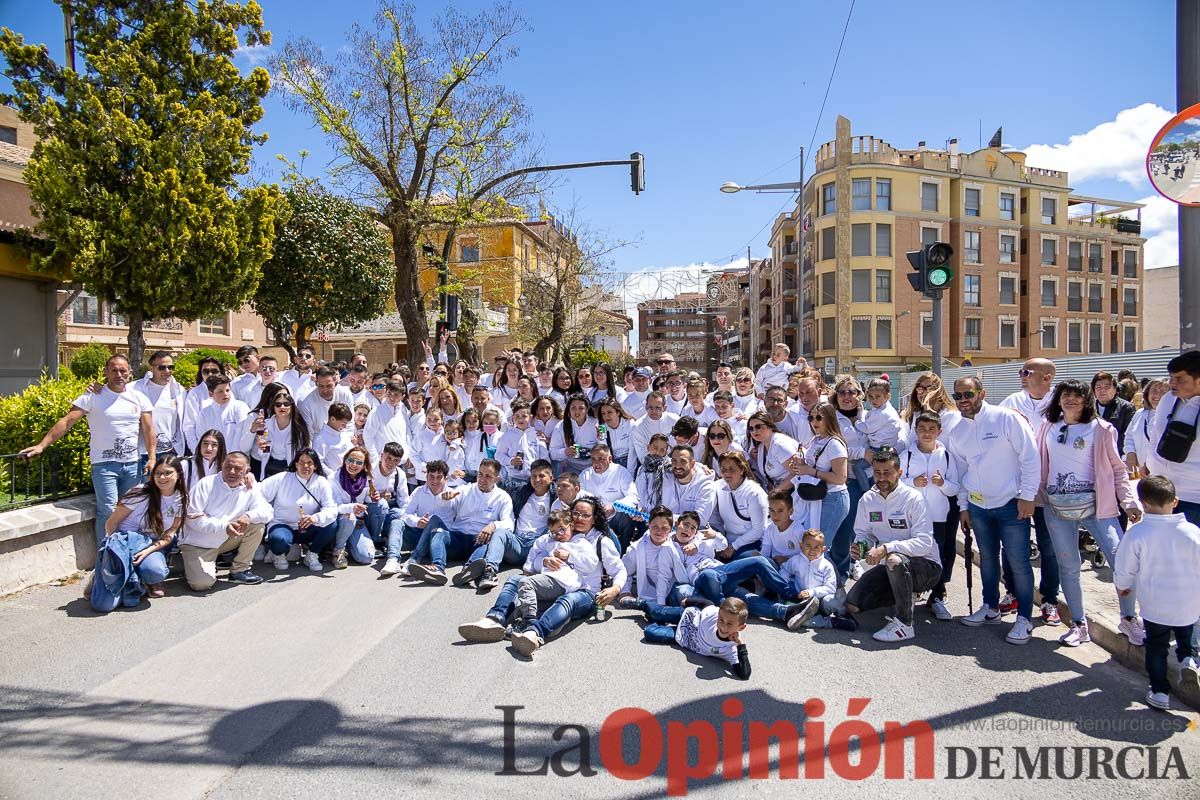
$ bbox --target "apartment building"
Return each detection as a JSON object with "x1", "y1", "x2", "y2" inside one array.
[
  {"x1": 637, "y1": 292, "x2": 713, "y2": 376},
  {"x1": 767, "y1": 115, "x2": 1146, "y2": 372}
]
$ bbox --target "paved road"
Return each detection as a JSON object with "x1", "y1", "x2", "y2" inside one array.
[{"x1": 0, "y1": 558, "x2": 1197, "y2": 799}]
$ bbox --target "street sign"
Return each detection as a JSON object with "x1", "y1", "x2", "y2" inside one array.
[{"x1": 823, "y1": 357, "x2": 836, "y2": 375}]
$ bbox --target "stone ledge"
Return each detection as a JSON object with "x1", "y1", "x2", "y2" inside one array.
[
  {"x1": 0, "y1": 495, "x2": 96, "y2": 544},
  {"x1": 956, "y1": 531, "x2": 1200, "y2": 712},
  {"x1": 0, "y1": 494, "x2": 96, "y2": 597}
]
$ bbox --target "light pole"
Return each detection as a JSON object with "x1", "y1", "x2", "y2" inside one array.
[{"x1": 720, "y1": 148, "x2": 807, "y2": 359}]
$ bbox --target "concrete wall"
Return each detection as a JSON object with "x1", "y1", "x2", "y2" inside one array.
[{"x1": 0, "y1": 496, "x2": 96, "y2": 597}]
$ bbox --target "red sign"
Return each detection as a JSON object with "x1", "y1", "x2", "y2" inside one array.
[
  {"x1": 715, "y1": 335, "x2": 723, "y2": 347},
  {"x1": 716, "y1": 315, "x2": 727, "y2": 329}
]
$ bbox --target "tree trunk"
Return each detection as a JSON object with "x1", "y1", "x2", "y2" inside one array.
[
  {"x1": 274, "y1": 324, "x2": 297, "y2": 362},
  {"x1": 533, "y1": 296, "x2": 564, "y2": 364},
  {"x1": 392, "y1": 223, "x2": 428, "y2": 371},
  {"x1": 456, "y1": 307, "x2": 481, "y2": 366},
  {"x1": 126, "y1": 310, "x2": 145, "y2": 374}
]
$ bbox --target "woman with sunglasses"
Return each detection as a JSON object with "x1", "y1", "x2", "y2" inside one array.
[
  {"x1": 1036, "y1": 380, "x2": 1143, "y2": 648},
  {"x1": 791, "y1": 401, "x2": 851, "y2": 575},
  {"x1": 550, "y1": 393, "x2": 600, "y2": 475},
  {"x1": 330, "y1": 446, "x2": 382, "y2": 569},
  {"x1": 699, "y1": 419, "x2": 742, "y2": 474},
  {"x1": 745, "y1": 411, "x2": 800, "y2": 488},
  {"x1": 595, "y1": 397, "x2": 635, "y2": 469},
  {"x1": 713, "y1": 451, "x2": 769, "y2": 557},
  {"x1": 259, "y1": 448, "x2": 339, "y2": 572},
  {"x1": 182, "y1": 357, "x2": 227, "y2": 453},
  {"x1": 732, "y1": 367, "x2": 760, "y2": 415},
  {"x1": 548, "y1": 367, "x2": 574, "y2": 407},
  {"x1": 901, "y1": 372, "x2": 961, "y2": 446},
  {"x1": 589, "y1": 362, "x2": 626, "y2": 405},
  {"x1": 243, "y1": 384, "x2": 311, "y2": 480},
  {"x1": 182, "y1": 429, "x2": 226, "y2": 488},
  {"x1": 133, "y1": 350, "x2": 186, "y2": 460},
  {"x1": 93, "y1": 456, "x2": 189, "y2": 608}
]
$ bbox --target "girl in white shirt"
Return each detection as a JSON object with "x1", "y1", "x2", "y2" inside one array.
[
  {"x1": 182, "y1": 430, "x2": 225, "y2": 488},
  {"x1": 435, "y1": 387, "x2": 462, "y2": 425},
  {"x1": 1125, "y1": 379, "x2": 1168, "y2": 476},
  {"x1": 548, "y1": 368, "x2": 574, "y2": 408},
  {"x1": 466, "y1": 408, "x2": 503, "y2": 480},
  {"x1": 596, "y1": 397, "x2": 635, "y2": 469},
  {"x1": 100, "y1": 456, "x2": 187, "y2": 603},
  {"x1": 259, "y1": 448, "x2": 339, "y2": 572},
  {"x1": 789, "y1": 402, "x2": 851, "y2": 581},
  {"x1": 331, "y1": 447, "x2": 377, "y2": 567},
  {"x1": 515, "y1": 375, "x2": 541, "y2": 410},
  {"x1": 531, "y1": 396, "x2": 562, "y2": 460},
  {"x1": 698, "y1": 419, "x2": 743, "y2": 476},
  {"x1": 491, "y1": 360, "x2": 522, "y2": 415},
  {"x1": 746, "y1": 412, "x2": 800, "y2": 488},
  {"x1": 590, "y1": 363, "x2": 626, "y2": 405},
  {"x1": 410, "y1": 408, "x2": 446, "y2": 483},
  {"x1": 243, "y1": 384, "x2": 311, "y2": 480},
  {"x1": 550, "y1": 393, "x2": 600, "y2": 475}
]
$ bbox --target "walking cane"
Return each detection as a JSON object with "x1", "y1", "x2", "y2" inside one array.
[{"x1": 962, "y1": 520, "x2": 975, "y2": 614}]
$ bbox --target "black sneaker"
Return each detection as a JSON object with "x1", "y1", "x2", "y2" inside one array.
[
  {"x1": 831, "y1": 614, "x2": 859, "y2": 632},
  {"x1": 477, "y1": 565, "x2": 499, "y2": 591},
  {"x1": 452, "y1": 559, "x2": 485, "y2": 586},
  {"x1": 407, "y1": 562, "x2": 448, "y2": 585},
  {"x1": 227, "y1": 570, "x2": 264, "y2": 585},
  {"x1": 784, "y1": 596, "x2": 820, "y2": 630}
]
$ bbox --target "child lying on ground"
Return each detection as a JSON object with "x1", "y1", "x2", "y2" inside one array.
[{"x1": 641, "y1": 596, "x2": 751, "y2": 680}]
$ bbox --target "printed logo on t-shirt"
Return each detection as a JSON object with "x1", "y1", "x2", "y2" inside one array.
[
  {"x1": 888, "y1": 517, "x2": 909, "y2": 529},
  {"x1": 869, "y1": 511, "x2": 883, "y2": 522},
  {"x1": 101, "y1": 437, "x2": 138, "y2": 462}
]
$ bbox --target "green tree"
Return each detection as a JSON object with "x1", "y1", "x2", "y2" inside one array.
[
  {"x1": 253, "y1": 180, "x2": 393, "y2": 359},
  {"x1": 66, "y1": 341, "x2": 112, "y2": 380},
  {"x1": 0, "y1": 0, "x2": 286, "y2": 368},
  {"x1": 273, "y1": 1, "x2": 539, "y2": 370}
]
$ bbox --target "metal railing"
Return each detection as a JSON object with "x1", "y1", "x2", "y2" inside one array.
[{"x1": 0, "y1": 445, "x2": 91, "y2": 512}]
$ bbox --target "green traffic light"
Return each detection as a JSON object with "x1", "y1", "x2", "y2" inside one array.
[{"x1": 927, "y1": 266, "x2": 952, "y2": 288}]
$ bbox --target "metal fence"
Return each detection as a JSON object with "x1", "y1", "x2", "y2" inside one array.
[{"x1": 0, "y1": 445, "x2": 91, "y2": 512}]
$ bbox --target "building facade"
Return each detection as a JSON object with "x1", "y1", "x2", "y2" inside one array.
[
  {"x1": 1142, "y1": 265, "x2": 1180, "y2": 350},
  {"x1": 767, "y1": 116, "x2": 1146, "y2": 373},
  {"x1": 638, "y1": 292, "x2": 711, "y2": 376}
]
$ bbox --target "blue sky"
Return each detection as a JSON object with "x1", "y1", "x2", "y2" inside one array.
[{"x1": 2, "y1": 0, "x2": 1182, "y2": 333}]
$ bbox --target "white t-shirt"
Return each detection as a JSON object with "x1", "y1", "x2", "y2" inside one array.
[
  {"x1": 516, "y1": 492, "x2": 553, "y2": 537},
  {"x1": 115, "y1": 490, "x2": 183, "y2": 536},
  {"x1": 675, "y1": 605, "x2": 740, "y2": 666},
  {"x1": 73, "y1": 387, "x2": 153, "y2": 464},
  {"x1": 1044, "y1": 419, "x2": 1097, "y2": 494},
  {"x1": 805, "y1": 435, "x2": 849, "y2": 494}
]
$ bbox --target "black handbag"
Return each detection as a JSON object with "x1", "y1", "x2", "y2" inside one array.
[
  {"x1": 1156, "y1": 397, "x2": 1197, "y2": 464},
  {"x1": 795, "y1": 440, "x2": 830, "y2": 500}
]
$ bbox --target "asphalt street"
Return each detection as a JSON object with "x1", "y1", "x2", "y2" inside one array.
[{"x1": 0, "y1": 557, "x2": 1197, "y2": 799}]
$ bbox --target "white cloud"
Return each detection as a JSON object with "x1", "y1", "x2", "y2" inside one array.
[
  {"x1": 1136, "y1": 193, "x2": 1179, "y2": 269},
  {"x1": 234, "y1": 44, "x2": 273, "y2": 67},
  {"x1": 609, "y1": 258, "x2": 750, "y2": 352},
  {"x1": 1022, "y1": 103, "x2": 1172, "y2": 186}
]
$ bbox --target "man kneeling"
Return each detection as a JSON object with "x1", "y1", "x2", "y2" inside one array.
[{"x1": 180, "y1": 451, "x2": 268, "y2": 590}]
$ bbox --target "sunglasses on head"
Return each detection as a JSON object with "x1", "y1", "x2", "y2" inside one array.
[{"x1": 951, "y1": 391, "x2": 978, "y2": 401}]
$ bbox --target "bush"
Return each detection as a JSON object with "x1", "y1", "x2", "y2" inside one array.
[
  {"x1": 67, "y1": 341, "x2": 112, "y2": 380},
  {"x1": 568, "y1": 346, "x2": 611, "y2": 369},
  {"x1": 0, "y1": 372, "x2": 94, "y2": 498},
  {"x1": 174, "y1": 347, "x2": 238, "y2": 389}
]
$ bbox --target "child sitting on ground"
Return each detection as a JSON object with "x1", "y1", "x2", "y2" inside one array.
[
  {"x1": 512, "y1": 510, "x2": 596, "y2": 631},
  {"x1": 642, "y1": 596, "x2": 751, "y2": 680},
  {"x1": 618, "y1": 506, "x2": 689, "y2": 607},
  {"x1": 1114, "y1": 476, "x2": 1200, "y2": 711},
  {"x1": 779, "y1": 529, "x2": 853, "y2": 630},
  {"x1": 854, "y1": 378, "x2": 904, "y2": 489},
  {"x1": 673, "y1": 510, "x2": 728, "y2": 583}
]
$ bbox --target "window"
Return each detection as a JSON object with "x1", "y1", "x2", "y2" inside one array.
[
  {"x1": 460, "y1": 239, "x2": 480, "y2": 262},
  {"x1": 876, "y1": 179, "x2": 891, "y2": 211},
  {"x1": 875, "y1": 318, "x2": 893, "y2": 349},
  {"x1": 875, "y1": 270, "x2": 892, "y2": 303},
  {"x1": 821, "y1": 227, "x2": 836, "y2": 261},
  {"x1": 1000, "y1": 319, "x2": 1017, "y2": 348},
  {"x1": 1088, "y1": 243, "x2": 1103, "y2": 273},
  {"x1": 1041, "y1": 196, "x2": 1057, "y2": 225},
  {"x1": 1041, "y1": 279, "x2": 1057, "y2": 307},
  {"x1": 1041, "y1": 321, "x2": 1057, "y2": 350},
  {"x1": 1124, "y1": 250, "x2": 1138, "y2": 278},
  {"x1": 1088, "y1": 322, "x2": 1103, "y2": 353},
  {"x1": 820, "y1": 272, "x2": 836, "y2": 305},
  {"x1": 1068, "y1": 241, "x2": 1082, "y2": 272},
  {"x1": 783, "y1": 235, "x2": 796, "y2": 256},
  {"x1": 0, "y1": 126, "x2": 15, "y2": 145},
  {"x1": 851, "y1": 223, "x2": 871, "y2": 256},
  {"x1": 1067, "y1": 281, "x2": 1083, "y2": 312},
  {"x1": 921, "y1": 182, "x2": 939, "y2": 212},
  {"x1": 921, "y1": 314, "x2": 934, "y2": 347},
  {"x1": 964, "y1": 231, "x2": 980, "y2": 263},
  {"x1": 964, "y1": 188, "x2": 981, "y2": 217},
  {"x1": 462, "y1": 286, "x2": 484, "y2": 309},
  {"x1": 921, "y1": 227, "x2": 938, "y2": 248},
  {"x1": 999, "y1": 275, "x2": 1017, "y2": 305},
  {"x1": 72, "y1": 292, "x2": 100, "y2": 324},
  {"x1": 963, "y1": 318, "x2": 981, "y2": 351},
  {"x1": 1088, "y1": 283, "x2": 1102, "y2": 313},
  {"x1": 851, "y1": 269, "x2": 872, "y2": 302},
  {"x1": 852, "y1": 179, "x2": 871, "y2": 211},
  {"x1": 1124, "y1": 287, "x2": 1137, "y2": 317},
  {"x1": 999, "y1": 192, "x2": 1015, "y2": 221},
  {"x1": 198, "y1": 316, "x2": 228, "y2": 336},
  {"x1": 1000, "y1": 234, "x2": 1016, "y2": 263},
  {"x1": 1068, "y1": 322, "x2": 1082, "y2": 353},
  {"x1": 822, "y1": 183, "x2": 836, "y2": 215},
  {"x1": 875, "y1": 223, "x2": 892, "y2": 257},
  {"x1": 821, "y1": 316, "x2": 836, "y2": 350},
  {"x1": 1041, "y1": 238, "x2": 1057, "y2": 266},
  {"x1": 963, "y1": 274, "x2": 981, "y2": 306},
  {"x1": 1124, "y1": 325, "x2": 1137, "y2": 353},
  {"x1": 851, "y1": 317, "x2": 872, "y2": 349}
]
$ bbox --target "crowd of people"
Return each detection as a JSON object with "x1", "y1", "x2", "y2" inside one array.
[{"x1": 19, "y1": 340, "x2": 1200, "y2": 709}]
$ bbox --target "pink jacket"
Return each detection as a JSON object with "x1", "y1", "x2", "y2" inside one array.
[{"x1": 1036, "y1": 418, "x2": 1135, "y2": 519}]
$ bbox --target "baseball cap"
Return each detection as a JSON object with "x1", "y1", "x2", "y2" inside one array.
[{"x1": 634, "y1": 367, "x2": 653, "y2": 378}]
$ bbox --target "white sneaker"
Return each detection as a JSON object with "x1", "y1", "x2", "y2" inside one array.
[
  {"x1": 1058, "y1": 621, "x2": 1091, "y2": 647},
  {"x1": 929, "y1": 598, "x2": 952, "y2": 621},
  {"x1": 380, "y1": 558, "x2": 403, "y2": 577},
  {"x1": 272, "y1": 554, "x2": 289, "y2": 570},
  {"x1": 1006, "y1": 615, "x2": 1034, "y2": 645},
  {"x1": 1145, "y1": 689, "x2": 1170, "y2": 710},
  {"x1": 871, "y1": 616, "x2": 915, "y2": 643},
  {"x1": 1118, "y1": 616, "x2": 1146, "y2": 646},
  {"x1": 253, "y1": 545, "x2": 266, "y2": 562},
  {"x1": 458, "y1": 616, "x2": 507, "y2": 643},
  {"x1": 849, "y1": 561, "x2": 864, "y2": 581},
  {"x1": 960, "y1": 604, "x2": 1002, "y2": 626},
  {"x1": 1181, "y1": 656, "x2": 1200, "y2": 691},
  {"x1": 303, "y1": 551, "x2": 322, "y2": 571},
  {"x1": 512, "y1": 629, "x2": 543, "y2": 656}
]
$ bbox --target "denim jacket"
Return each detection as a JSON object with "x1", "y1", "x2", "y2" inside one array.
[{"x1": 91, "y1": 531, "x2": 155, "y2": 612}]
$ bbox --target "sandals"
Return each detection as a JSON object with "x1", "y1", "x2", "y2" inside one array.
[{"x1": 147, "y1": 583, "x2": 166, "y2": 599}]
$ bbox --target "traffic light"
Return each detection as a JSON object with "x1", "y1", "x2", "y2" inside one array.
[
  {"x1": 630, "y1": 152, "x2": 644, "y2": 194},
  {"x1": 905, "y1": 242, "x2": 954, "y2": 295}
]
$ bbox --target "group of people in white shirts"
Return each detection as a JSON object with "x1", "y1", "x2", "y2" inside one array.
[{"x1": 20, "y1": 340, "x2": 1200, "y2": 706}]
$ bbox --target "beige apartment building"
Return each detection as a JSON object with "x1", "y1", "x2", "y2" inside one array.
[{"x1": 766, "y1": 116, "x2": 1146, "y2": 373}]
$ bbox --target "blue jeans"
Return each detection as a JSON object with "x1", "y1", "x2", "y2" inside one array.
[
  {"x1": 335, "y1": 518, "x2": 380, "y2": 564},
  {"x1": 468, "y1": 529, "x2": 534, "y2": 571},
  {"x1": 486, "y1": 575, "x2": 524, "y2": 623},
  {"x1": 91, "y1": 460, "x2": 141, "y2": 548},
  {"x1": 1043, "y1": 508, "x2": 1134, "y2": 621},
  {"x1": 266, "y1": 521, "x2": 338, "y2": 556},
  {"x1": 826, "y1": 485, "x2": 856, "y2": 583},
  {"x1": 410, "y1": 515, "x2": 450, "y2": 564},
  {"x1": 91, "y1": 550, "x2": 171, "y2": 613},
  {"x1": 387, "y1": 525, "x2": 425, "y2": 561},
  {"x1": 695, "y1": 556, "x2": 795, "y2": 604},
  {"x1": 530, "y1": 588, "x2": 596, "y2": 642},
  {"x1": 969, "y1": 499, "x2": 1034, "y2": 619},
  {"x1": 1002, "y1": 505, "x2": 1059, "y2": 605},
  {"x1": 418, "y1": 516, "x2": 477, "y2": 568}
]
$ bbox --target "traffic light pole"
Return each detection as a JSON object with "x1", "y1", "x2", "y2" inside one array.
[
  {"x1": 931, "y1": 289, "x2": 944, "y2": 378},
  {"x1": 1180, "y1": 0, "x2": 1199, "y2": 351}
]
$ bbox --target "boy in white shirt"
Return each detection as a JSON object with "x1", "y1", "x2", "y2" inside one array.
[
  {"x1": 1114, "y1": 476, "x2": 1200, "y2": 711},
  {"x1": 312, "y1": 403, "x2": 355, "y2": 474},
  {"x1": 618, "y1": 506, "x2": 689, "y2": 607},
  {"x1": 550, "y1": 472, "x2": 591, "y2": 513},
  {"x1": 761, "y1": 485, "x2": 811, "y2": 564},
  {"x1": 641, "y1": 596, "x2": 752, "y2": 680},
  {"x1": 779, "y1": 530, "x2": 851, "y2": 630},
  {"x1": 671, "y1": 510, "x2": 727, "y2": 584},
  {"x1": 495, "y1": 400, "x2": 547, "y2": 492},
  {"x1": 512, "y1": 510, "x2": 595, "y2": 627},
  {"x1": 854, "y1": 378, "x2": 904, "y2": 489},
  {"x1": 901, "y1": 411, "x2": 962, "y2": 621},
  {"x1": 384, "y1": 460, "x2": 458, "y2": 578},
  {"x1": 196, "y1": 375, "x2": 251, "y2": 452}
]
